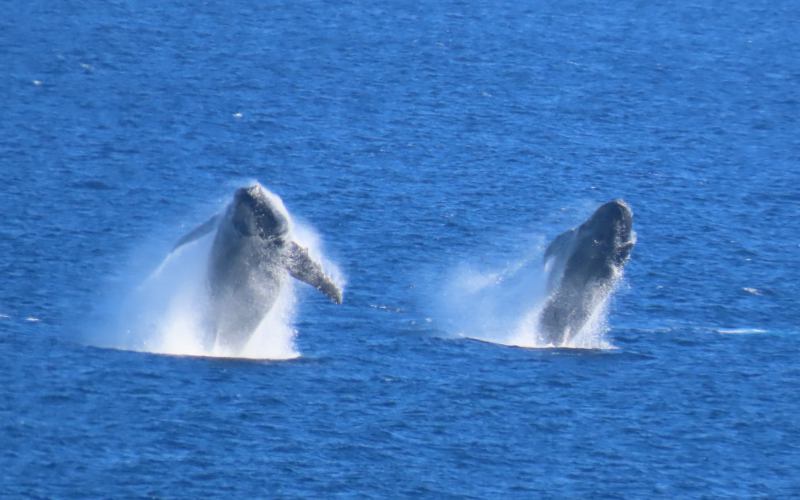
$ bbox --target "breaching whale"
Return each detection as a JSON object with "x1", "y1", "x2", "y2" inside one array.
[
  {"x1": 537, "y1": 199, "x2": 635, "y2": 345},
  {"x1": 172, "y1": 183, "x2": 342, "y2": 352}
]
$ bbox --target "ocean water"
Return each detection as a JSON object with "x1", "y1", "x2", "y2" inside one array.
[{"x1": 2, "y1": 1, "x2": 799, "y2": 497}]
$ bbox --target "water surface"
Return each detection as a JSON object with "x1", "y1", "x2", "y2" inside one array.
[{"x1": 2, "y1": 1, "x2": 799, "y2": 497}]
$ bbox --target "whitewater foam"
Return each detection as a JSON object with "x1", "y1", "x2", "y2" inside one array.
[{"x1": 716, "y1": 328, "x2": 767, "y2": 335}]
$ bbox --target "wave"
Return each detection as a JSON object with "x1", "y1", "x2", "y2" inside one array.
[{"x1": 715, "y1": 328, "x2": 768, "y2": 335}]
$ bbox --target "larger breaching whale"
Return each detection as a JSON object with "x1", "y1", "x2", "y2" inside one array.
[
  {"x1": 537, "y1": 199, "x2": 635, "y2": 345},
  {"x1": 172, "y1": 183, "x2": 342, "y2": 352}
]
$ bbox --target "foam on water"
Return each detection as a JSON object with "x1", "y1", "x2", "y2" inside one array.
[
  {"x1": 91, "y1": 187, "x2": 341, "y2": 360},
  {"x1": 716, "y1": 328, "x2": 768, "y2": 335}
]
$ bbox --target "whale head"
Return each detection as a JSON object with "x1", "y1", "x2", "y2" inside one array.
[
  {"x1": 569, "y1": 199, "x2": 635, "y2": 282},
  {"x1": 230, "y1": 183, "x2": 290, "y2": 241}
]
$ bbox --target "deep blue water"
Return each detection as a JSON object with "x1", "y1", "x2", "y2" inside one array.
[{"x1": 2, "y1": 1, "x2": 800, "y2": 497}]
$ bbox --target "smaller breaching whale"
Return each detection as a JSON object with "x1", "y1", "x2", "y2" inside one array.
[
  {"x1": 172, "y1": 183, "x2": 342, "y2": 352},
  {"x1": 537, "y1": 199, "x2": 635, "y2": 345}
]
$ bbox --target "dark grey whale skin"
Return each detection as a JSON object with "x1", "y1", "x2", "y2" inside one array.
[
  {"x1": 537, "y1": 200, "x2": 635, "y2": 345},
  {"x1": 173, "y1": 183, "x2": 342, "y2": 351}
]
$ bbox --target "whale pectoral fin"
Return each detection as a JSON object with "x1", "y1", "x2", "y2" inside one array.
[
  {"x1": 287, "y1": 242, "x2": 343, "y2": 304},
  {"x1": 172, "y1": 214, "x2": 220, "y2": 252},
  {"x1": 544, "y1": 228, "x2": 575, "y2": 262}
]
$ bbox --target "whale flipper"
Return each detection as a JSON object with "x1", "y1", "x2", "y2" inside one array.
[
  {"x1": 543, "y1": 228, "x2": 575, "y2": 289},
  {"x1": 544, "y1": 228, "x2": 575, "y2": 262},
  {"x1": 173, "y1": 214, "x2": 220, "y2": 251},
  {"x1": 286, "y1": 242, "x2": 343, "y2": 304}
]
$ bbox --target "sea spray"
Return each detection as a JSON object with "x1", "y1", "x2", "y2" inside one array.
[
  {"x1": 431, "y1": 199, "x2": 637, "y2": 350},
  {"x1": 107, "y1": 226, "x2": 301, "y2": 360},
  {"x1": 91, "y1": 189, "x2": 342, "y2": 360},
  {"x1": 433, "y1": 248, "x2": 616, "y2": 350}
]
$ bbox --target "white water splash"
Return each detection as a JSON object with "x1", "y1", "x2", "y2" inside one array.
[
  {"x1": 94, "y1": 190, "x2": 341, "y2": 361},
  {"x1": 434, "y1": 252, "x2": 617, "y2": 350}
]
